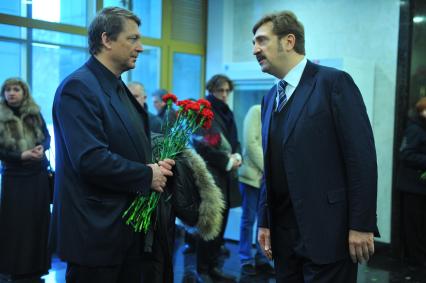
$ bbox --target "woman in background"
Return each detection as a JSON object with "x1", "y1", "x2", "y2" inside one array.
[
  {"x1": 192, "y1": 74, "x2": 241, "y2": 283},
  {"x1": 0, "y1": 78, "x2": 51, "y2": 281}
]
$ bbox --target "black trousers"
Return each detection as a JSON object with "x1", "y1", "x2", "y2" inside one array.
[
  {"x1": 197, "y1": 205, "x2": 230, "y2": 272},
  {"x1": 272, "y1": 226, "x2": 357, "y2": 283},
  {"x1": 65, "y1": 236, "x2": 142, "y2": 283},
  {"x1": 402, "y1": 192, "x2": 426, "y2": 265}
]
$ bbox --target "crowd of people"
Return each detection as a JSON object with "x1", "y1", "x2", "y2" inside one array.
[{"x1": 2, "y1": 5, "x2": 412, "y2": 283}]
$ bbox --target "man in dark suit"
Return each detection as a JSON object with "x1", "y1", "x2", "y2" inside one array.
[
  {"x1": 51, "y1": 7, "x2": 174, "y2": 283},
  {"x1": 253, "y1": 11, "x2": 379, "y2": 282}
]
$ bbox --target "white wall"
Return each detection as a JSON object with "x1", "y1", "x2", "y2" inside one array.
[{"x1": 208, "y1": 0, "x2": 400, "y2": 243}]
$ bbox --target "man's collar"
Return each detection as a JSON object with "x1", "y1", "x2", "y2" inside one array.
[{"x1": 283, "y1": 57, "x2": 307, "y2": 87}]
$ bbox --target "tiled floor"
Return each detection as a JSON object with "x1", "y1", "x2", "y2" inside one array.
[{"x1": 2, "y1": 230, "x2": 426, "y2": 283}]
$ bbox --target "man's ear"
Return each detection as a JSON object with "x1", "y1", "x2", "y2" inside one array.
[
  {"x1": 282, "y1": 34, "x2": 296, "y2": 52},
  {"x1": 101, "y1": 32, "x2": 113, "y2": 51}
]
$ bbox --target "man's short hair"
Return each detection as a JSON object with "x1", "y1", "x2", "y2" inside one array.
[
  {"x1": 88, "y1": 7, "x2": 141, "y2": 55},
  {"x1": 252, "y1": 11, "x2": 305, "y2": 55}
]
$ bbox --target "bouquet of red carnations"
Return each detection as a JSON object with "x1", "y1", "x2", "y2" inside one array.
[{"x1": 122, "y1": 94, "x2": 214, "y2": 233}]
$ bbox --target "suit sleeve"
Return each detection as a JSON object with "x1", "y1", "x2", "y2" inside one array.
[
  {"x1": 331, "y1": 71, "x2": 379, "y2": 235},
  {"x1": 55, "y1": 79, "x2": 152, "y2": 195},
  {"x1": 257, "y1": 97, "x2": 269, "y2": 228}
]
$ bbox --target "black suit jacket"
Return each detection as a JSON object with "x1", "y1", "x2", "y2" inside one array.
[
  {"x1": 51, "y1": 56, "x2": 153, "y2": 266},
  {"x1": 258, "y1": 60, "x2": 379, "y2": 264}
]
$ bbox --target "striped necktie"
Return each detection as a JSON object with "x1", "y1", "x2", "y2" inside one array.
[{"x1": 276, "y1": 80, "x2": 288, "y2": 112}]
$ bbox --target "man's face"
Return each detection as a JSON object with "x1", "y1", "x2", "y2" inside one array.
[
  {"x1": 128, "y1": 84, "x2": 146, "y2": 107},
  {"x1": 109, "y1": 19, "x2": 143, "y2": 73},
  {"x1": 252, "y1": 22, "x2": 286, "y2": 78},
  {"x1": 153, "y1": 96, "x2": 165, "y2": 113},
  {"x1": 212, "y1": 82, "x2": 231, "y2": 104}
]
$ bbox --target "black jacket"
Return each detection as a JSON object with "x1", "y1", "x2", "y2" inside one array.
[{"x1": 398, "y1": 117, "x2": 426, "y2": 195}]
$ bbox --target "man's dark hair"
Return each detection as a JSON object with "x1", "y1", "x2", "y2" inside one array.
[
  {"x1": 206, "y1": 74, "x2": 234, "y2": 93},
  {"x1": 252, "y1": 11, "x2": 305, "y2": 55},
  {"x1": 88, "y1": 7, "x2": 141, "y2": 55}
]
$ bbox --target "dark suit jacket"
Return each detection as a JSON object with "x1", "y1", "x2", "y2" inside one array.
[
  {"x1": 51, "y1": 56, "x2": 153, "y2": 266},
  {"x1": 258, "y1": 60, "x2": 379, "y2": 264}
]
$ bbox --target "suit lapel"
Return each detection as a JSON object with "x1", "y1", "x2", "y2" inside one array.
[
  {"x1": 282, "y1": 61, "x2": 318, "y2": 146},
  {"x1": 109, "y1": 89, "x2": 149, "y2": 161}
]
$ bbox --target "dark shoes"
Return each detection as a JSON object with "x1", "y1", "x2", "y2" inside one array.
[
  {"x1": 256, "y1": 263, "x2": 275, "y2": 276},
  {"x1": 208, "y1": 267, "x2": 237, "y2": 282}
]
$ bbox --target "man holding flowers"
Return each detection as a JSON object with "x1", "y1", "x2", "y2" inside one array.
[{"x1": 51, "y1": 7, "x2": 174, "y2": 283}]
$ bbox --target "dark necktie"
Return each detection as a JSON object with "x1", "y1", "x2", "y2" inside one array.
[{"x1": 276, "y1": 80, "x2": 288, "y2": 112}]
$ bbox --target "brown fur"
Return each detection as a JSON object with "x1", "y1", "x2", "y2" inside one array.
[{"x1": 0, "y1": 100, "x2": 45, "y2": 152}]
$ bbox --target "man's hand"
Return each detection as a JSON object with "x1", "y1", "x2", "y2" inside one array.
[
  {"x1": 158, "y1": 158, "x2": 175, "y2": 173},
  {"x1": 348, "y1": 229, "x2": 374, "y2": 263},
  {"x1": 148, "y1": 159, "x2": 175, "y2": 193},
  {"x1": 148, "y1": 163, "x2": 167, "y2": 193},
  {"x1": 258, "y1": 227, "x2": 273, "y2": 260}
]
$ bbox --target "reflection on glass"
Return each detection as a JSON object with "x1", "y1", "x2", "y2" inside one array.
[
  {"x1": 232, "y1": 88, "x2": 265, "y2": 146},
  {"x1": 0, "y1": 0, "x2": 25, "y2": 17},
  {"x1": 0, "y1": 41, "x2": 23, "y2": 84},
  {"x1": 32, "y1": 29, "x2": 87, "y2": 47},
  {"x1": 0, "y1": 24, "x2": 25, "y2": 40},
  {"x1": 103, "y1": 0, "x2": 128, "y2": 8},
  {"x1": 31, "y1": 0, "x2": 88, "y2": 26},
  {"x1": 103, "y1": 0, "x2": 162, "y2": 39},
  {"x1": 134, "y1": 0, "x2": 162, "y2": 39},
  {"x1": 32, "y1": 43, "x2": 88, "y2": 124},
  {"x1": 172, "y1": 53, "x2": 202, "y2": 100},
  {"x1": 129, "y1": 45, "x2": 160, "y2": 111}
]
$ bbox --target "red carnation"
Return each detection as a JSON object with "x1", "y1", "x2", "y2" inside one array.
[
  {"x1": 176, "y1": 99, "x2": 192, "y2": 107},
  {"x1": 201, "y1": 108, "x2": 214, "y2": 120},
  {"x1": 202, "y1": 119, "x2": 212, "y2": 129},
  {"x1": 197, "y1": 98, "x2": 211, "y2": 109},
  {"x1": 162, "y1": 93, "x2": 177, "y2": 104},
  {"x1": 185, "y1": 101, "x2": 201, "y2": 112}
]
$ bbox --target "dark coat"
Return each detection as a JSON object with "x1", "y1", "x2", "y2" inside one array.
[
  {"x1": 398, "y1": 118, "x2": 426, "y2": 195},
  {"x1": 259, "y1": 60, "x2": 379, "y2": 264},
  {"x1": 51, "y1": 56, "x2": 153, "y2": 266},
  {"x1": 192, "y1": 98, "x2": 241, "y2": 208},
  {"x1": 141, "y1": 148, "x2": 224, "y2": 283},
  {"x1": 0, "y1": 100, "x2": 51, "y2": 275}
]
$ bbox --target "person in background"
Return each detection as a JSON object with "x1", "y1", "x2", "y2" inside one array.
[
  {"x1": 192, "y1": 74, "x2": 241, "y2": 283},
  {"x1": 50, "y1": 7, "x2": 174, "y2": 283},
  {"x1": 0, "y1": 77, "x2": 51, "y2": 281},
  {"x1": 253, "y1": 11, "x2": 379, "y2": 282},
  {"x1": 152, "y1": 88, "x2": 176, "y2": 128},
  {"x1": 127, "y1": 81, "x2": 162, "y2": 133},
  {"x1": 398, "y1": 97, "x2": 426, "y2": 267},
  {"x1": 238, "y1": 104, "x2": 274, "y2": 278}
]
